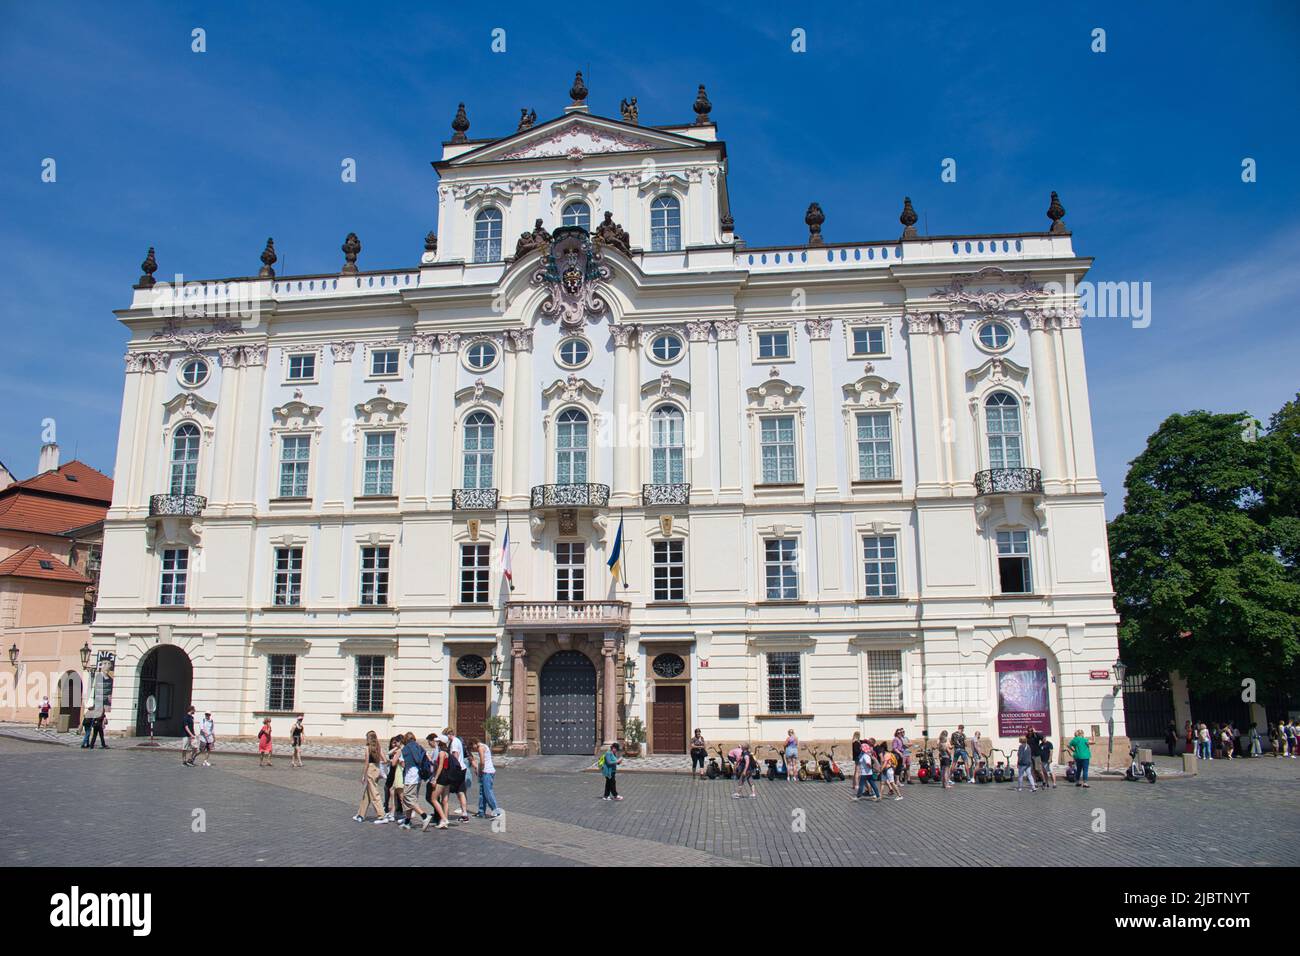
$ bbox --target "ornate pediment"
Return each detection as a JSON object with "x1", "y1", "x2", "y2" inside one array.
[
  {"x1": 641, "y1": 370, "x2": 690, "y2": 403},
  {"x1": 445, "y1": 113, "x2": 713, "y2": 167},
  {"x1": 454, "y1": 378, "x2": 505, "y2": 410},
  {"x1": 746, "y1": 378, "x2": 805, "y2": 411},
  {"x1": 842, "y1": 374, "x2": 901, "y2": 408},
  {"x1": 531, "y1": 228, "x2": 613, "y2": 330},
  {"x1": 542, "y1": 373, "x2": 603, "y2": 407},
  {"x1": 354, "y1": 387, "x2": 407, "y2": 426},
  {"x1": 934, "y1": 266, "x2": 1048, "y2": 314},
  {"x1": 966, "y1": 356, "x2": 1030, "y2": 392},
  {"x1": 161, "y1": 392, "x2": 217, "y2": 443},
  {"x1": 271, "y1": 392, "x2": 324, "y2": 431}
]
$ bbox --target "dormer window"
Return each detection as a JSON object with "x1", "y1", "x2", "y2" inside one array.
[
  {"x1": 650, "y1": 195, "x2": 681, "y2": 252},
  {"x1": 473, "y1": 207, "x2": 503, "y2": 263},
  {"x1": 562, "y1": 201, "x2": 591, "y2": 231}
]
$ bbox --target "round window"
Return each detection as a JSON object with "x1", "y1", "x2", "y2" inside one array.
[
  {"x1": 465, "y1": 340, "x2": 498, "y2": 371},
  {"x1": 978, "y1": 321, "x2": 1012, "y2": 351},
  {"x1": 456, "y1": 654, "x2": 487, "y2": 679},
  {"x1": 557, "y1": 337, "x2": 591, "y2": 368},
  {"x1": 652, "y1": 653, "x2": 686, "y2": 679},
  {"x1": 179, "y1": 358, "x2": 210, "y2": 388},
  {"x1": 650, "y1": 333, "x2": 683, "y2": 363}
]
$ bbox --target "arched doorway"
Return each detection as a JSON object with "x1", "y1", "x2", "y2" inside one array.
[
  {"x1": 986, "y1": 637, "x2": 1063, "y2": 751},
  {"x1": 539, "y1": 650, "x2": 597, "y2": 754},
  {"x1": 136, "y1": 646, "x2": 193, "y2": 736},
  {"x1": 57, "y1": 671, "x2": 82, "y2": 728}
]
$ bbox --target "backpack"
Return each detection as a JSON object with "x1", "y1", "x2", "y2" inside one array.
[{"x1": 416, "y1": 747, "x2": 434, "y2": 781}]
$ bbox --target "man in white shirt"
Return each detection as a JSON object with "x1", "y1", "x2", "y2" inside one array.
[
  {"x1": 443, "y1": 727, "x2": 471, "y2": 822},
  {"x1": 197, "y1": 712, "x2": 215, "y2": 766}
]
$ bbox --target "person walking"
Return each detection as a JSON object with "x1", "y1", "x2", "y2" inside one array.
[
  {"x1": 600, "y1": 742, "x2": 624, "y2": 801},
  {"x1": 257, "y1": 718, "x2": 274, "y2": 767},
  {"x1": 1197, "y1": 722, "x2": 1211, "y2": 760},
  {"x1": 80, "y1": 713, "x2": 94, "y2": 748},
  {"x1": 689, "y1": 729, "x2": 707, "y2": 778},
  {"x1": 782, "y1": 730, "x2": 799, "y2": 783},
  {"x1": 968, "y1": 730, "x2": 984, "y2": 783},
  {"x1": 1040, "y1": 735, "x2": 1057, "y2": 787},
  {"x1": 353, "y1": 731, "x2": 388, "y2": 823},
  {"x1": 1285, "y1": 720, "x2": 1297, "y2": 758},
  {"x1": 398, "y1": 732, "x2": 435, "y2": 831},
  {"x1": 37, "y1": 696, "x2": 50, "y2": 729},
  {"x1": 891, "y1": 729, "x2": 912, "y2": 784},
  {"x1": 1067, "y1": 729, "x2": 1091, "y2": 788},
  {"x1": 181, "y1": 705, "x2": 197, "y2": 766},
  {"x1": 1221, "y1": 724, "x2": 1234, "y2": 760},
  {"x1": 937, "y1": 730, "x2": 953, "y2": 789},
  {"x1": 732, "y1": 744, "x2": 756, "y2": 799},
  {"x1": 951, "y1": 725, "x2": 969, "y2": 780},
  {"x1": 1165, "y1": 721, "x2": 1178, "y2": 758},
  {"x1": 1015, "y1": 736, "x2": 1037, "y2": 793},
  {"x1": 1184, "y1": 720, "x2": 1195, "y2": 755},
  {"x1": 881, "y1": 745, "x2": 903, "y2": 800},
  {"x1": 850, "y1": 731, "x2": 863, "y2": 792},
  {"x1": 90, "y1": 711, "x2": 108, "y2": 749},
  {"x1": 432, "y1": 735, "x2": 462, "y2": 827},
  {"x1": 471, "y1": 737, "x2": 499, "y2": 818},
  {"x1": 290, "y1": 715, "x2": 304, "y2": 768},
  {"x1": 1026, "y1": 725, "x2": 1045, "y2": 785},
  {"x1": 197, "y1": 711, "x2": 215, "y2": 766},
  {"x1": 442, "y1": 727, "x2": 471, "y2": 822},
  {"x1": 385, "y1": 735, "x2": 405, "y2": 822},
  {"x1": 852, "y1": 741, "x2": 878, "y2": 801}
]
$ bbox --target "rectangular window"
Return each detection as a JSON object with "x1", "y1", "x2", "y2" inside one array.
[
  {"x1": 759, "y1": 416, "x2": 797, "y2": 484},
  {"x1": 278, "y1": 435, "x2": 311, "y2": 498},
  {"x1": 855, "y1": 412, "x2": 894, "y2": 480},
  {"x1": 766, "y1": 651, "x2": 802, "y2": 714},
  {"x1": 267, "y1": 654, "x2": 296, "y2": 711},
  {"x1": 362, "y1": 431, "x2": 395, "y2": 496},
  {"x1": 555, "y1": 542, "x2": 585, "y2": 601},
  {"x1": 652, "y1": 539, "x2": 685, "y2": 602},
  {"x1": 764, "y1": 538, "x2": 799, "y2": 600},
  {"x1": 862, "y1": 535, "x2": 899, "y2": 598},
  {"x1": 851, "y1": 326, "x2": 886, "y2": 356},
  {"x1": 359, "y1": 545, "x2": 390, "y2": 606},
  {"x1": 866, "y1": 649, "x2": 904, "y2": 712},
  {"x1": 757, "y1": 330, "x2": 790, "y2": 360},
  {"x1": 370, "y1": 348, "x2": 400, "y2": 377},
  {"x1": 273, "y1": 546, "x2": 303, "y2": 607},
  {"x1": 159, "y1": 548, "x2": 188, "y2": 606},
  {"x1": 996, "y1": 530, "x2": 1032, "y2": 594},
  {"x1": 460, "y1": 544, "x2": 491, "y2": 604},
  {"x1": 355, "y1": 655, "x2": 385, "y2": 713},
  {"x1": 287, "y1": 353, "x2": 315, "y2": 381}
]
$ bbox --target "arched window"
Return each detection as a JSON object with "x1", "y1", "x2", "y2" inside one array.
[
  {"x1": 169, "y1": 423, "x2": 200, "y2": 496},
  {"x1": 473, "y1": 207, "x2": 503, "y2": 262},
  {"x1": 555, "y1": 408, "x2": 589, "y2": 484},
  {"x1": 650, "y1": 195, "x2": 681, "y2": 252},
  {"x1": 561, "y1": 200, "x2": 591, "y2": 231},
  {"x1": 462, "y1": 412, "x2": 495, "y2": 489},
  {"x1": 985, "y1": 392, "x2": 1023, "y2": 469},
  {"x1": 650, "y1": 405, "x2": 685, "y2": 485}
]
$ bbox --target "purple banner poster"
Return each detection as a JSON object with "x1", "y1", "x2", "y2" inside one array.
[{"x1": 995, "y1": 658, "x2": 1050, "y2": 737}]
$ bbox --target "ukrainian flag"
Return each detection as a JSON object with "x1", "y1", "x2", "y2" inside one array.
[{"x1": 607, "y1": 512, "x2": 628, "y2": 588}]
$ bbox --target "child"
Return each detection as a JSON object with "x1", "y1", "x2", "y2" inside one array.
[
  {"x1": 600, "y1": 742, "x2": 624, "y2": 801},
  {"x1": 257, "y1": 717, "x2": 273, "y2": 767},
  {"x1": 1015, "y1": 735, "x2": 1037, "y2": 792},
  {"x1": 37, "y1": 696, "x2": 50, "y2": 729},
  {"x1": 881, "y1": 746, "x2": 903, "y2": 800}
]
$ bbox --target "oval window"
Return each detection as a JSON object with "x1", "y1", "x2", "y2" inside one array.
[
  {"x1": 650, "y1": 333, "x2": 683, "y2": 363},
  {"x1": 652, "y1": 653, "x2": 686, "y2": 678},
  {"x1": 465, "y1": 340, "x2": 498, "y2": 371},
  {"x1": 456, "y1": 654, "x2": 487, "y2": 679},
  {"x1": 557, "y1": 337, "x2": 591, "y2": 368},
  {"x1": 978, "y1": 321, "x2": 1011, "y2": 351},
  {"x1": 179, "y1": 358, "x2": 210, "y2": 388}
]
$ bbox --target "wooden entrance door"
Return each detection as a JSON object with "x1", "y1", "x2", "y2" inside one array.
[
  {"x1": 455, "y1": 685, "x2": 488, "y2": 745},
  {"x1": 652, "y1": 684, "x2": 687, "y2": 753}
]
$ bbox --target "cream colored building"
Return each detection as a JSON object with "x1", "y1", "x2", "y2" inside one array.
[{"x1": 93, "y1": 80, "x2": 1124, "y2": 757}]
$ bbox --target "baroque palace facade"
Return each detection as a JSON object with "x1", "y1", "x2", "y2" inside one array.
[{"x1": 93, "y1": 76, "x2": 1125, "y2": 756}]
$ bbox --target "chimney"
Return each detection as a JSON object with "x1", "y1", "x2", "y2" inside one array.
[{"x1": 38, "y1": 442, "x2": 59, "y2": 474}]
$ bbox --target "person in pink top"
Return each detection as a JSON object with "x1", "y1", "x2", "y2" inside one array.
[
  {"x1": 257, "y1": 717, "x2": 274, "y2": 767},
  {"x1": 891, "y1": 729, "x2": 912, "y2": 784}
]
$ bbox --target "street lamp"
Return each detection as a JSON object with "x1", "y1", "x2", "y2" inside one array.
[
  {"x1": 7, "y1": 643, "x2": 18, "y2": 668},
  {"x1": 1112, "y1": 656, "x2": 1127, "y2": 696},
  {"x1": 490, "y1": 653, "x2": 502, "y2": 686},
  {"x1": 624, "y1": 655, "x2": 636, "y2": 695},
  {"x1": 80, "y1": 642, "x2": 92, "y2": 668}
]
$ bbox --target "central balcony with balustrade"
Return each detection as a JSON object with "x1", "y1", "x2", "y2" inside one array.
[
  {"x1": 529, "y1": 483, "x2": 610, "y2": 511},
  {"x1": 504, "y1": 600, "x2": 631, "y2": 632},
  {"x1": 452, "y1": 488, "x2": 500, "y2": 510}
]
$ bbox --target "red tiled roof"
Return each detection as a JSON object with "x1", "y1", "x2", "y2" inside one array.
[
  {"x1": 9, "y1": 461, "x2": 113, "y2": 503},
  {"x1": 0, "y1": 494, "x2": 109, "y2": 536},
  {"x1": 0, "y1": 545, "x2": 90, "y2": 584}
]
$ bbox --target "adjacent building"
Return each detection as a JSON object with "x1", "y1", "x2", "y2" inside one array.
[{"x1": 93, "y1": 76, "x2": 1124, "y2": 755}]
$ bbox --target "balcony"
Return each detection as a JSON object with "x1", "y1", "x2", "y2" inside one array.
[
  {"x1": 149, "y1": 493, "x2": 207, "y2": 517},
  {"x1": 530, "y1": 483, "x2": 610, "y2": 510},
  {"x1": 452, "y1": 488, "x2": 500, "y2": 510},
  {"x1": 974, "y1": 468, "x2": 1043, "y2": 496},
  {"x1": 641, "y1": 482, "x2": 690, "y2": 506},
  {"x1": 505, "y1": 600, "x2": 631, "y2": 632}
]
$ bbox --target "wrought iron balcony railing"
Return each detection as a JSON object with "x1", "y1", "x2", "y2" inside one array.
[
  {"x1": 974, "y1": 468, "x2": 1043, "y2": 496},
  {"x1": 529, "y1": 483, "x2": 610, "y2": 509},
  {"x1": 149, "y1": 493, "x2": 207, "y2": 517},
  {"x1": 452, "y1": 488, "x2": 500, "y2": 510},
  {"x1": 505, "y1": 600, "x2": 631, "y2": 631},
  {"x1": 641, "y1": 482, "x2": 691, "y2": 506}
]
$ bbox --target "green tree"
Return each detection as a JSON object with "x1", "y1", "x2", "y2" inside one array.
[{"x1": 1108, "y1": 408, "x2": 1300, "y2": 696}]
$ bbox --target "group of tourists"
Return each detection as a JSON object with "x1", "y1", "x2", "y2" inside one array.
[
  {"x1": 355, "y1": 728, "x2": 501, "y2": 831},
  {"x1": 1172, "y1": 719, "x2": 1300, "y2": 760},
  {"x1": 179, "y1": 706, "x2": 218, "y2": 766}
]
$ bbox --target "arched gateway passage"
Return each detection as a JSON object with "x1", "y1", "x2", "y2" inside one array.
[
  {"x1": 539, "y1": 650, "x2": 597, "y2": 754},
  {"x1": 135, "y1": 645, "x2": 193, "y2": 737}
]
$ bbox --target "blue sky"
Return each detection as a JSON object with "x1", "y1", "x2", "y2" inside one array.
[{"x1": 2, "y1": 1, "x2": 1296, "y2": 516}]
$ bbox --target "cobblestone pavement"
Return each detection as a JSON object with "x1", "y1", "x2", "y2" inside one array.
[{"x1": 2, "y1": 734, "x2": 1296, "y2": 867}]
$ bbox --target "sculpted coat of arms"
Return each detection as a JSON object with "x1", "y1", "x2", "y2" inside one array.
[{"x1": 530, "y1": 226, "x2": 612, "y2": 330}]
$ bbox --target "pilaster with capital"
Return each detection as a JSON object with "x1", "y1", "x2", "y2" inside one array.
[
  {"x1": 431, "y1": 333, "x2": 459, "y2": 507},
  {"x1": 229, "y1": 342, "x2": 268, "y2": 510},
  {"x1": 610, "y1": 324, "x2": 640, "y2": 503},
  {"x1": 1023, "y1": 308, "x2": 1064, "y2": 485},
  {"x1": 508, "y1": 328, "x2": 534, "y2": 505},
  {"x1": 715, "y1": 319, "x2": 742, "y2": 495},
  {"x1": 936, "y1": 312, "x2": 974, "y2": 490},
  {"x1": 322, "y1": 340, "x2": 355, "y2": 514},
  {"x1": 405, "y1": 335, "x2": 436, "y2": 507},
  {"x1": 807, "y1": 318, "x2": 839, "y2": 499},
  {"x1": 686, "y1": 322, "x2": 716, "y2": 499},
  {"x1": 903, "y1": 311, "x2": 945, "y2": 492},
  {"x1": 1054, "y1": 307, "x2": 1099, "y2": 486}
]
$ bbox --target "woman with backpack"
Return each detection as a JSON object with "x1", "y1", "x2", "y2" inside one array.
[
  {"x1": 423, "y1": 737, "x2": 454, "y2": 831},
  {"x1": 600, "y1": 742, "x2": 624, "y2": 800},
  {"x1": 257, "y1": 718, "x2": 273, "y2": 767},
  {"x1": 853, "y1": 740, "x2": 880, "y2": 801}
]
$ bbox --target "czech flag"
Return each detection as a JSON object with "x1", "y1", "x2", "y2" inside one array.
[
  {"x1": 501, "y1": 524, "x2": 514, "y2": 591},
  {"x1": 607, "y1": 513, "x2": 628, "y2": 588}
]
